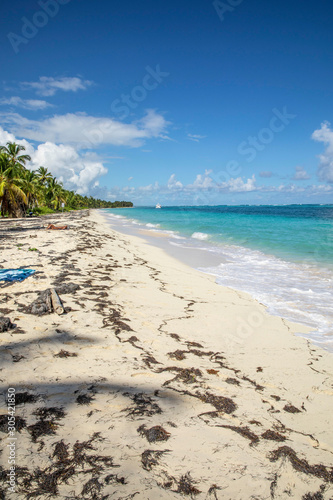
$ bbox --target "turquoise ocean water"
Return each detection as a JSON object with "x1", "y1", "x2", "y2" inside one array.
[{"x1": 103, "y1": 205, "x2": 333, "y2": 351}]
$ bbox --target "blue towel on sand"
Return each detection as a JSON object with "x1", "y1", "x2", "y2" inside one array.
[{"x1": 0, "y1": 269, "x2": 35, "y2": 282}]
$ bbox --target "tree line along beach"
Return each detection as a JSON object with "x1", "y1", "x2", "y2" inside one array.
[{"x1": 0, "y1": 141, "x2": 132, "y2": 218}]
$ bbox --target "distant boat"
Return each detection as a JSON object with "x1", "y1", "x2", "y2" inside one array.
[{"x1": 155, "y1": 204, "x2": 161, "y2": 209}]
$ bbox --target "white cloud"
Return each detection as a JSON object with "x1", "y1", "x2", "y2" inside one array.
[
  {"x1": 276, "y1": 184, "x2": 305, "y2": 193},
  {"x1": 0, "y1": 126, "x2": 35, "y2": 157},
  {"x1": 0, "y1": 126, "x2": 107, "y2": 195},
  {"x1": 191, "y1": 173, "x2": 214, "y2": 189},
  {"x1": 137, "y1": 109, "x2": 170, "y2": 138},
  {"x1": 0, "y1": 127, "x2": 16, "y2": 144},
  {"x1": 0, "y1": 110, "x2": 169, "y2": 149},
  {"x1": 292, "y1": 166, "x2": 310, "y2": 180},
  {"x1": 68, "y1": 161, "x2": 107, "y2": 195},
  {"x1": 310, "y1": 184, "x2": 333, "y2": 193},
  {"x1": 188, "y1": 172, "x2": 257, "y2": 192},
  {"x1": 30, "y1": 142, "x2": 107, "y2": 195},
  {"x1": 226, "y1": 174, "x2": 257, "y2": 192},
  {"x1": 167, "y1": 174, "x2": 183, "y2": 189},
  {"x1": 0, "y1": 96, "x2": 52, "y2": 110},
  {"x1": 187, "y1": 133, "x2": 206, "y2": 142},
  {"x1": 138, "y1": 182, "x2": 160, "y2": 192},
  {"x1": 21, "y1": 76, "x2": 93, "y2": 97},
  {"x1": 312, "y1": 122, "x2": 333, "y2": 183}
]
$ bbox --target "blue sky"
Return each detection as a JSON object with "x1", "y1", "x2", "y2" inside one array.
[{"x1": 1, "y1": 0, "x2": 333, "y2": 205}]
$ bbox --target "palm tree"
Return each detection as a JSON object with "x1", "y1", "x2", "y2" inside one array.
[
  {"x1": 52, "y1": 188, "x2": 66, "y2": 211},
  {"x1": 0, "y1": 153, "x2": 7, "y2": 174},
  {"x1": 21, "y1": 170, "x2": 39, "y2": 212},
  {"x1": 3, "y1": 142, "x2": 31, "y2": 169},
  {"x1": 45, "y1": 177, "x2": 66, "y2": 210},
  {"x1": 45, "y1": 177, "x2": 58, "y2": 204},
  {"x1": 36, "y1": 166, "x2": 53, "y2": 186},
  {"x1": 65, "y1": 190, "x2": 78, "y2": 209},
  {"x1": 0, "y1": 154, "x2": 27, "y2": 218}
]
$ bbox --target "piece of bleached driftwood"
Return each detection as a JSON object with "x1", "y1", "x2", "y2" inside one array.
[{"x1": 50, "y1": 289, "x2": 65, "y2": 315}]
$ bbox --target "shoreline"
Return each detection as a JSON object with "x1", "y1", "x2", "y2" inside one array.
[
  {"x1": 0, "y1": 209, "x2": 333, "y2": 499},
  {"x1": 102, "y1": 208, "x2": 333, "y2": 353}
]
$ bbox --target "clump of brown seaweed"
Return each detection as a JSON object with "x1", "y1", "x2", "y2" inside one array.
[
  {"x1": 27, "y1": 407, "x2": 66, "y2": 442},
  {"x1": 262, "y1": 429, "x2": 286, "y2": 442},
  {"x1": 4, "y1": 433, "x2": 121, "y2": 498},
  {"x1": 122, "y1": 392, "x2": 162, "y2": 417},
  {"x1": 137, "y1": 425, "x2": 171, "y2": 443},
  {"x1": 141, "y1": 449, "x2": 170, "y2": 471},
  {"x1": 54, "y1": 350, "x2": 78, "y2": 358},
  {"x1": 269, "y1": 446, "x2": 333, "y2": 482},
  {"x1": 220, "y1": 425, "x2": 259, "y2": 445}
]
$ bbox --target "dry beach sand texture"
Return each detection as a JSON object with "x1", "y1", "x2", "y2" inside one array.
[{"x1": 0, "y1": 210, "x2": 332, "y2": 499}]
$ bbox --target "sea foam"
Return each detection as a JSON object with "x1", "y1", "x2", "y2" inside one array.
[
  {"x1": 191, "y1": 232, "x2": 209, "y2": 240},
  {"x1": 196, "y1": 244, "x2": 333, "y2": 351}
]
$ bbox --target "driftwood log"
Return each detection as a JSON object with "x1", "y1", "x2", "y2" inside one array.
[
  {"x1": 25, "y1": 288, "x2": 64, "y2": 315},
  {"x1": 50, "y1": 289, "x2": 65, "y2": 315}
]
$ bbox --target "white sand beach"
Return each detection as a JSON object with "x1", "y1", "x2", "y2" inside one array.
[{"x1": 0, "y1": 209, "x2": 332, "y2": 499}]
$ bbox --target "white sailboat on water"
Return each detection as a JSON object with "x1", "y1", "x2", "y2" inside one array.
[{"x1": 155, "y1": 203, "x2": 161, "y2": 209}]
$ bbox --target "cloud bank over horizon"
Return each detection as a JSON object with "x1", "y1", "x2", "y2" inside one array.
[{"x1": 1, "y1": 117, "x2": 332, "y2": 203}]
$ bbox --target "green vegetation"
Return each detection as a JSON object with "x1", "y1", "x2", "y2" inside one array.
[{"x1": 0, "y1": 142, "x2": 133, "y2": 218}]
